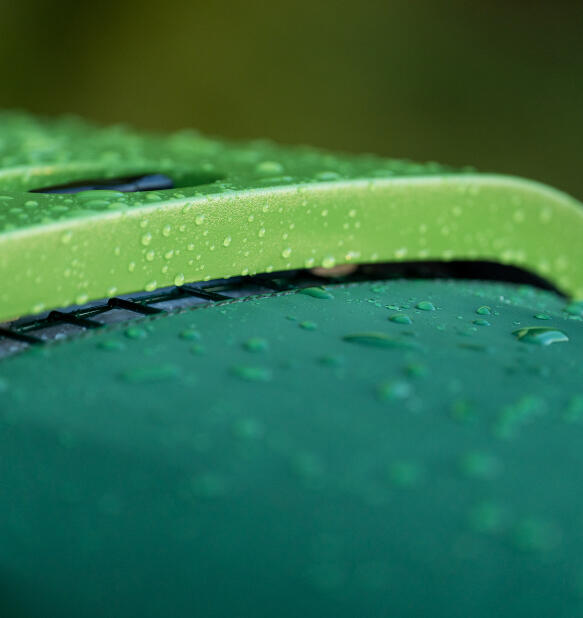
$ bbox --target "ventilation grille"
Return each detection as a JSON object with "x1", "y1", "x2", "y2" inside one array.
[{"x1": 0, "y1": 261, "x2": 559, "y2": 360}]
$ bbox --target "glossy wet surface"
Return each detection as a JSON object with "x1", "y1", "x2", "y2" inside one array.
[{"x1": 1, "y1": 279, "x2": 582, "y2": 617}]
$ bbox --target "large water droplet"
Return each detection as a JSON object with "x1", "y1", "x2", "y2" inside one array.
[
  {"x1": 513, "y1": 326, "x2": 569, "y2": 346},
  {"x1": 299, "y1": 287, "x2": 334, "y2": 300},
  {"x1": 230, "y1": 365, "x2": 273, "y2": 382},
  {"x1": 256, "y1": 160, "x2": 284, "y2": 174},
  {"x1": 389, "y1": 314, "x2": 412, "y2": 325},
  {"x1": 243, "y1": 337, "x2": 269, "y2": 352},
  {"x1": 416, "y1": 300, "x2": 436, "y2": 311},
  {"x1": 343, "y1": 332, "x2": 418, "y2": 349},
  {"x1": 179, "y1": 329, "x2": 200, "y2": 341}
]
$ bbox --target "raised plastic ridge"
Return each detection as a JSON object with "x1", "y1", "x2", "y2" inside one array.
[{"x1": 0, "y1": 112, "x2": 581, "y2": 322}]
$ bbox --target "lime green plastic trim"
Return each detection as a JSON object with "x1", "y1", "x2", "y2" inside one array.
[{"x1": 0, "y1": 113, "x2": 582, "y2": 321}]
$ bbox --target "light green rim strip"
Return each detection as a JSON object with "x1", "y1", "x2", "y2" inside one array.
[{"x1": 0, "y1": 114, "x2": 582, "y2": 321}]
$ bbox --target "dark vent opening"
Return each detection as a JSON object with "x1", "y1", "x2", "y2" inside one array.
[
  {"x1": 350, "y1": 261, "x2": 560, "y2": 293},
  {"x1": 30, "y1": 169, "x2": 224, "y2": 194},
  {"x1": 31, "y1": 173, "x2": 175, "y2": 194}
]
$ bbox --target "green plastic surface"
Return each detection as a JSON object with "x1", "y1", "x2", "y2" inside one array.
[
  {"x1": 1, "y1": 279, "x2": 583, "y2": 617},
  {"x1": 0, "y1": 113, "x2": 582, "y2": 321}
]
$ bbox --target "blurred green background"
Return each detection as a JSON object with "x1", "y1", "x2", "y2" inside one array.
[{"x1": 1, "y1": 0, "x2": 582, "y2": 198}]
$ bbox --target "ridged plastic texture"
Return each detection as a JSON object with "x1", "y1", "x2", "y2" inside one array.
[
  {"x1": 0, "y1": 112, "x2": 582, "y2": 322},
  {"x1": 1, "y1": 279, "x2": 583, "y2": 617}
]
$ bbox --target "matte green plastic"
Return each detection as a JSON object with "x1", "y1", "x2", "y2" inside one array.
[
  {"x1": 1, "y1": 279, "x2": 583, "y2": 617},
  {"x1": 0, "y1": 113, "x2": 582, "y2": 321}
]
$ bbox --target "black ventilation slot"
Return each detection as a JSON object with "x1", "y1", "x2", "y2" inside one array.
[{"x1": 31, "y1": 173, "x2": 174, "y2": 194}]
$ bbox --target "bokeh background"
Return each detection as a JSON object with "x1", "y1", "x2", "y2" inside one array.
[{"x1": 1, "y1": 0, "x2": 582, "y2": 198}]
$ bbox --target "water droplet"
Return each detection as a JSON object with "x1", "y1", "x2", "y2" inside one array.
[
  {"x1": 416, "y1": 300, "x2": 436, "y2": 311},
  {"x1": 281, "y1": 247, "x2": 292, "y2": 258},
  {"x1": 179, "y1": 329, "x2": 200, "y2": 341},
  {"x1": 469, "y1": 502, "x2": 505, "y2": 534},
  {"x1": 61, "y1": 231, "x2": 73, "y2": 244},
  {"x1": 120, "y1": 364, "x2": 180, "y2": 383},
  {"x1": 343, "y1": 332, "x2": 418, "y2": 349},
  {"x1": 389, "y1": 314, "x2": 412, "y2": 325},
  {"x1": 563, "y1": 395, "x2": 583, "y2": 423},
  {"x1": 299, "y1": 287, "x2": 334, "y2": 300},
  {"x1": 304, "y1": 257, "x2": 316, "y2": 268},
  {"x1": 377, "y1": 380, "x2": 412, "y2": 401},
  {"x1": 495, "y1": 395, "x2": 546, "y2": 439},
  {"x1": 404, "y1": 362, "x2": 427, "y2": 378},
  {"x1": 195, "y1": 214, "x2": 205, "y2": 225},
  {"x1": 476, "y1": 305, "x2": 492, "y2": 315},
  {"x1": 230, "y1": 365, "x2": 273, "y2": 382},
  {"x1": 98, "y1": 339, "x2": 126, "y2": 352},
  {"x1": 322, "y1": 256, "x2": 336, "y2": 268},
  {"x1": 162, "y1": 224, "x2": 171, "y2": 237},
  {"x1": 141, "y1": 232, "x2": 152, "y2": 246},
  {"x1": 243, "y1": 337, "x2": 269, "y2": 352},
  {"x1": 534, "y1": 313, "x2": 551, "y2": 320},
  {"x1": 256, "y1": 160, "x2": 284, "y2": 174},
  {"x1": 450, "y1": 399, "x2": 476, "y2": 423},
  {"x1": 258, "y1": 227, "x2": 266, "y2": 238},
  {"x1": 145, "y1": 280, "x2": 157, "y2": 292},
  {"x1": 299, "y1": 321, "x2": 317, "y2": 331},
  {"x1": 473, "y1": 319, "x2": 490, "y2": 326},
  {"x1": 513, "y1": 326, "x2": 568, "y2": 346},
  {"x1": 513, "y1": 518, "x2": 561, "y2": 552},
  {"x1": 174, "y1": 273, "x2": 185, "y2": 286},
  {"x1": 125, "y1": 326, "x2": 148, "y2": 340},
  {"x1": 318, "y1": 354, "x2": 344, "y2": 367},
  {"x1": 223, "y1": 235, "x2": 232, "y2": 247}
]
